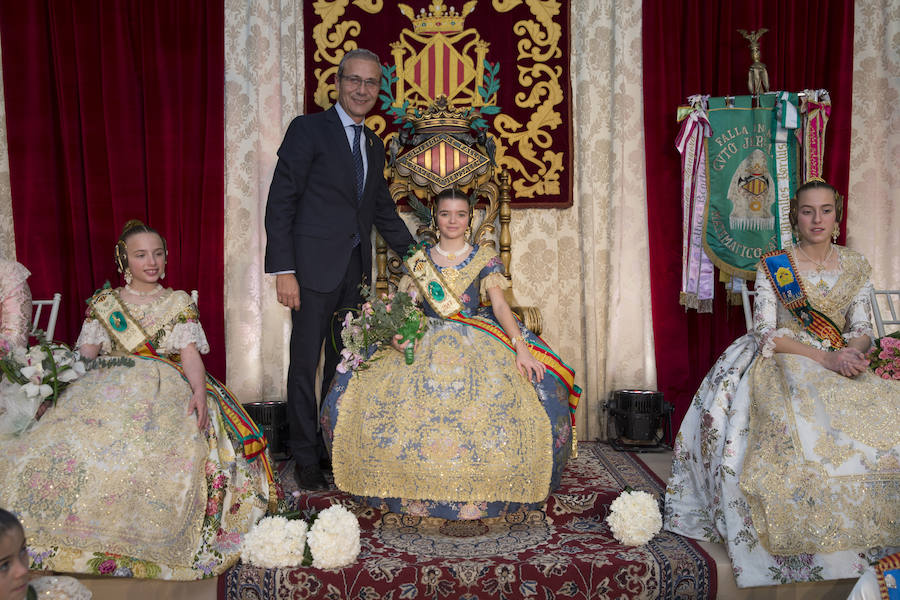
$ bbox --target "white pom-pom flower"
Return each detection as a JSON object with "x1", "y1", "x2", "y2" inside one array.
[
  {"x1": 240, "y1": 516, "x2": 308, "y2": 568},
  {"x1": 606, "y1": 489, "x2": 662, "y2": 546},
  {"x1": 307, "y1": 505, "x2": 361, "y2": 569}
]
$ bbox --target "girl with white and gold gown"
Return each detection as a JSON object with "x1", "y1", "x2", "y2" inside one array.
[
  {"x1": 0, "y1": 221, "x2": 275, "y2": 580},
  {"x1": 664, "y1": 180, "x2": 900, "y2": 587}
]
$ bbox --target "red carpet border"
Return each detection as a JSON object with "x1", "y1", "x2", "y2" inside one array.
[{"x1": 221, "y1": 442, "x2": 716, "y2": 599}]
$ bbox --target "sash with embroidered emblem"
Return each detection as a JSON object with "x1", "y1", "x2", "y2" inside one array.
[
  {"x1": 89, "y1": 287, "x2": 160, "y2": 355},
  {"x1": 760, "y1": 250, "x2": 845, "y2": 349},
  {"x1": 875, "y1": 552, "x2": 900, "y2": 600},
  {"x1": 404, "y1": 244, "x2": 465, "y2": 318}
]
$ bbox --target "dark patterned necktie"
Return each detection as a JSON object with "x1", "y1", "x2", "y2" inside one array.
[{"x1": 352, "y1": 124, "x2": 364, "y2": 200}]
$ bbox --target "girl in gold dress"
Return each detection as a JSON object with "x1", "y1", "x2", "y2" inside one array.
[
  {"x1": 0, "y1": 221, "x2": 274, "y2": 580},
  {"x1": 322, "y1": 190, "x2": 580, "y2": 520}
]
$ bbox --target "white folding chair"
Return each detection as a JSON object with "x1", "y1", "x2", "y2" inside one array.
[
  {"x1": 741, "y1": 286, "x2": 757, "y2": 332},
  {"x1": 31, "y1": 292, "x2": 62, "y2": 341},
  {"x1": 870, "y1": 288, "x2": 900, "y2": 338},
  {"x1": 191, "y1": 289, "x2": 199, "y2": 306}
]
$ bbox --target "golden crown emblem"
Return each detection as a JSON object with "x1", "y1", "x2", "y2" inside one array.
[
  {"x1": 410, "y1": 96, "x2": 476, "y2": 134},
  {"x1": 400, "y1": 0, "x2": 476, "y2": 36}
]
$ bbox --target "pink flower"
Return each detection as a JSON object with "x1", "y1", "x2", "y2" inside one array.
[
  {"x1": 206, "y1": 498, "x2": 219, "y2": 516},
  {"x1": 212, "y1": 474, "x2": 226, "y2": 490},
  {"x1": 385, "y1": 304, "x2": 392, "y2": 313},
  {"x1": 342, "y1": 312, "x2": 353, "y2": 328},
  {"x1": 876, "y1": 367, "x2": 884, "y2": 376},
  {"x1": 98, "y1": 559, "x2": 117, "y2": 574}
]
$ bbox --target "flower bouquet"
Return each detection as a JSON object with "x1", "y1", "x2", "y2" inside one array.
[
  {"x1": 336, "y1": 285, "x2": 426, "y2": 373},
  {"x1": 606, "y1": 487, "x2": 663, "y2": 546},
  {"x1": 0, "y1": 335, "x2": 87, "y2": 435},
  {"x1": 240, "y1": 505, "x2": 361, "y2": 569},
  {"x1": 868, "y1": 332, "x2": 900, "y2": 381}
]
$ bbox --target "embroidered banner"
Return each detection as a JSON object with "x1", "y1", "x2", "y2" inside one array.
[
  {"x1": 702, "y1": 94, "x2": 797, "y2": 279},
  {"x1": 303, "y1": 0, "x2": 573, "y2": 208}
]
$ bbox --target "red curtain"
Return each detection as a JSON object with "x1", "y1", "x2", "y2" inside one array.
[
  {"x1": 642, "y1": 0, "x2": 855, "y2": 429},
  {"x1": 0, "y1": 1, "x2": 226, "y2": 377}
]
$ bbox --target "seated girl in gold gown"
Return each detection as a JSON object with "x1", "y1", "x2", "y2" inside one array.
[
  {"x1": 322, "y1": 190, "x2": 580, "y2": 520},
  {"x1": 0, "y1": 221, "x2": 275, "y2": 580}
]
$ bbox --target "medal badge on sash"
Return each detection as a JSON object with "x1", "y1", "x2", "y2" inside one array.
[
  {"x1": 760, "y1": 250, "x2": 845, "y2": 349},
  {"x1": 404, "y1": 244, "x2": 464, "y2": 318},
  {"x1": 90, "y1": 288, "x2": 156, "y2": 354}
]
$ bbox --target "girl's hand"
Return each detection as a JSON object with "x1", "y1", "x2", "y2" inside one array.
[
  {"x1": 821, "y1": 347, "x2": 869, "y2": 378},
  {"x1": 390, "y1": 334, "x2": 417, "y2": 354},
  {"x1": 188, "y1": 390, "x2": 209, "y2": 430},
  {"x1": 514, "y1": 340, "x2": 546, "y2": 382}
]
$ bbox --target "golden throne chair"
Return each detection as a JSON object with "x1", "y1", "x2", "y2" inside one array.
[{"x1": 374, "y1": 96, "x2": 542, "y2": 334}]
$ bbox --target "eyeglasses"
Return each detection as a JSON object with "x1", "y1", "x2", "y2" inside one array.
[{"x1": 340, "y1": 74, "x2": 379, "y2": 91}]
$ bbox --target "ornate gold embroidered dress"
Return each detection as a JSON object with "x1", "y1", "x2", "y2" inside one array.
[
  {"x1": 0, "y1": 289, "x2": 271, "y2": 580},
  {"x1": 665, "y1": 247, "x2": 900, "y2": 588},
  {"x1": 321, "y1": 246, "x2": 575, "y2": 520}
]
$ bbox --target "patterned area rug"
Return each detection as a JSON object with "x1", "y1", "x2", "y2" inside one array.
[{"x1": 220, "y1": 442, "x2": 715, "y2": 599}]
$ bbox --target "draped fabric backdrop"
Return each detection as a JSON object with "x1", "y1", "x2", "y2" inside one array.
[
  {"x1": 0, "y1": 41, "x2": 13, "y2": 261},
  {"x1": 223, "y1": 0, "x2": 304, "y2": 407},
  {"x1": 222, "y1": 0, "x2": 656, "y2": 440},
  {"x1": 0, "y1": 1, "x2": 226, "y2": 376},
  {"x1": 1, "y1": 1, "x2": 896, "y2": 437},
  {"x1": 641, "y1": 0, "x2": 857, "y2": 429},
  {"x1": 847, "y1": 0, "x2": 900, "y2": 290}
]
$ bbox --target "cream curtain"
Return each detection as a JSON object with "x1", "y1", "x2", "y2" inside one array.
[
  {"x1": 221, "y1": 0, "x2": 655, "y2": 440},
  {"x1": 847, "y1": 0, "x2": 900, "y2": 290},
  {"x1": 0, "y1": 41, "x2": 16, "y2": 260},
  {"x1": 2, "y1": 0, "x2": 889, "y2": 438},
  {"x1": 223, "y1": 0, "x2": 304, "y2": 402}
]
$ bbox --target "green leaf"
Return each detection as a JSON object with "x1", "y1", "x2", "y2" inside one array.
[{"x1": 480, "y1": 105, "x2": 501, "y2": 115}]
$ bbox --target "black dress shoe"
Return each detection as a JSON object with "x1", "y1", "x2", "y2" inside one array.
[{"x1": 295, "y1": 463, "x2": 328, "y2": 491}]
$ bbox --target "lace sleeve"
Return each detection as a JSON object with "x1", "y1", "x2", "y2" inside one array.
[
  {"x1": 0, "y1": 281, "x2": 32, "y2": 348},
  {"x1": 844, "y1": 279, "x2": 875, "y2": 343},
  {"x1": 479, "y1": 271, "x2": 510, "y2": 303},
  {"x1": 75, "y1": 319, "x2": 112, "y2": 354},
  {"x1": 752, "y1": 268, "x2": 796, "y2": 357},
  {"x1": 165, "y1": 321, "x2": 210, "y2": 354}
]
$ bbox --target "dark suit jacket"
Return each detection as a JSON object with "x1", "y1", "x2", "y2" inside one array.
[{"x1": 264, "y1": 106, "x2": 414, "y2": 293}]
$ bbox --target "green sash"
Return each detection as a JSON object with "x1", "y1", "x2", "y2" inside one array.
[
  {"x1": 404, "y1": 244, "x2": 464, "y2": 318},
  {"x1": 88, "y1": 288, "x2": 158, "y2": 354}
]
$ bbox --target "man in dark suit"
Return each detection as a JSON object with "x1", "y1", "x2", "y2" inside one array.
[{"x1": 264, "y1": 49, "x2": 415, "y2": 490}]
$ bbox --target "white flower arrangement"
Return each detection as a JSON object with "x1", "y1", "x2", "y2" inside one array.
[
  {"x1": 606, "y1": 488, "x2": 662, "y2": 546},
  {"x1": 0, "y1": 338, "x2": 87, "y2": 435},
  {"x1": 306, "y1": 505, "x2": 361, "y2": 569},
  {"x1": 240, "y1": 505, "x2": 360, "y2": 570},
  {"x1": 240, "y1": 515, "x2": 308, "y2": 568}
]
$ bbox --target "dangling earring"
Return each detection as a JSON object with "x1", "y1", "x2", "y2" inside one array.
[
  {"x1": 832, "y1": 223, "x2": 839, "y2": 244},
  {"x1": 124, "y1": 268, "x2": 133, "y2": 285},
  {"x1": 465, "y1": 225, "x2": 472, "y2": 241}
]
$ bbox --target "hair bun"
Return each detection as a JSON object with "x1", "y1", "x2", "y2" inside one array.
[{"x1": 121, "y1": 219, "x2": 146, "y2": 236}]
